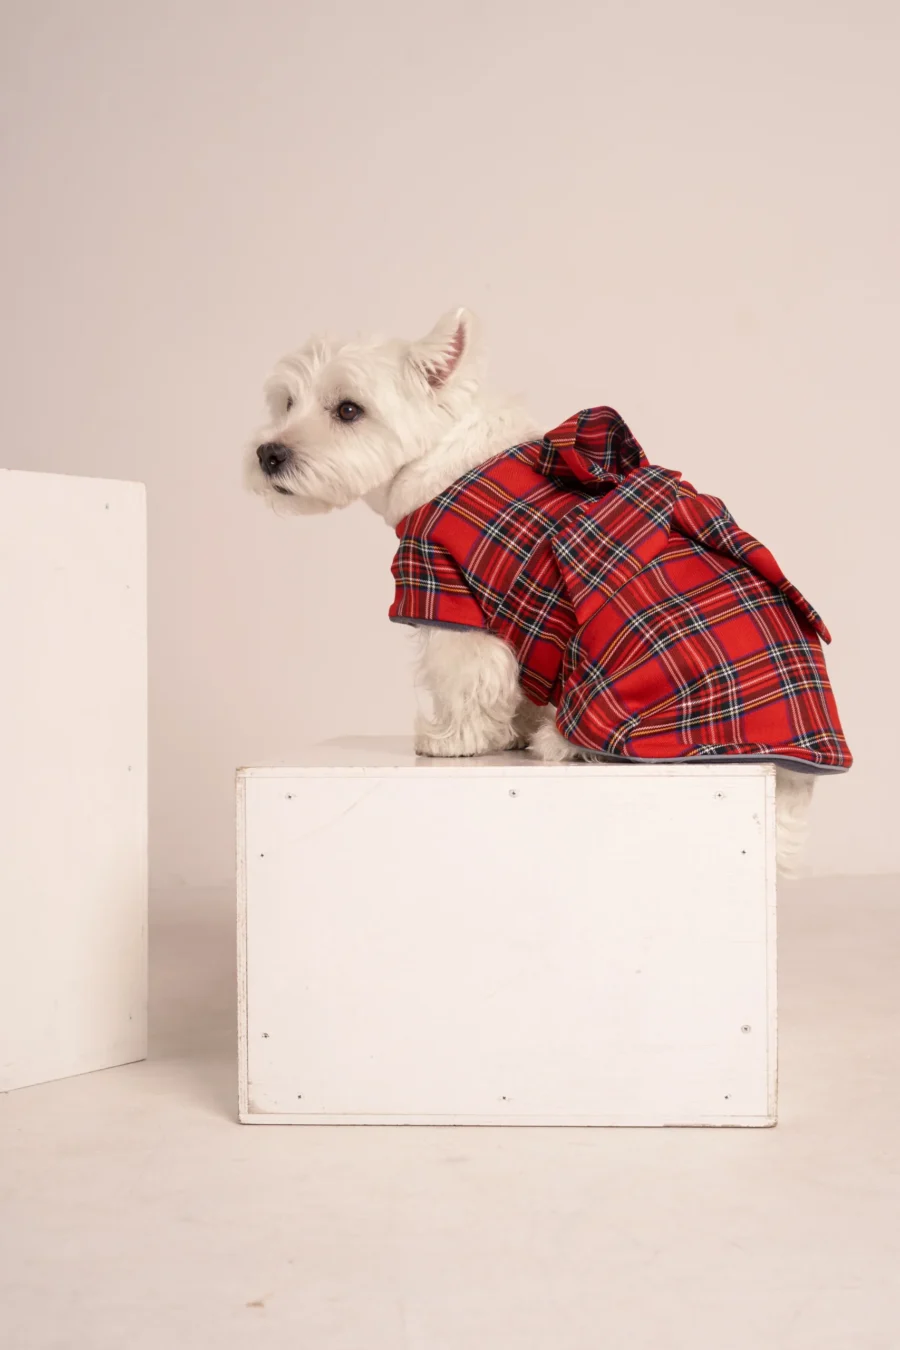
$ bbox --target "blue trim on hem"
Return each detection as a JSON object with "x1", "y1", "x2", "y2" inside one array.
[
  {"x1": 389, "y1": 616, "x2": 486, "y2": 633},
  {"x1": 574, "y1": 748, "x2": 848, "y2": 776}
]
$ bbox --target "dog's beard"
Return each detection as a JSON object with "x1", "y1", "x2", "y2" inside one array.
[
  {"x1": 265, "y1": 478, "x2": 335, "y2": 515},
  {"x1": 245, "y1": 459, "x2": 333, "y2": 515},
  {"x1": 277, "y1": 494, "x2": 334, "y2": 516},
  {"x1": 270, "y1": 434, "x2": 406, "y2": 514}
]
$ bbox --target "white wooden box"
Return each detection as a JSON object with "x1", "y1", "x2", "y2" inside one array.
[
  {"x1": 0, "y1": 470, "x2": 147, "y2": 1092},
  {"x1": 238, "y1": 742, "x2": 776, "y2": 1127}
]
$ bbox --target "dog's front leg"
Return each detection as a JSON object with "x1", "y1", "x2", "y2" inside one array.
[{"x1": 413, "y1": 627, "x2": 524, "y2": 757}]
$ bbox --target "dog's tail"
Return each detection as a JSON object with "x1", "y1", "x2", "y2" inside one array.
[{"x1": 775, "y1": 767, "x2": 816, "y2": 879}]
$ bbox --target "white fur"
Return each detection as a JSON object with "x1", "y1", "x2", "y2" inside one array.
[{"x1": 249, "y1": 308, "x2": 815, "y2": 875}]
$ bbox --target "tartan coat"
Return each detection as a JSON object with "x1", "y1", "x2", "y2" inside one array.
[{"x1": 389, "y1": 407, "x2": 851, "y2": 772}]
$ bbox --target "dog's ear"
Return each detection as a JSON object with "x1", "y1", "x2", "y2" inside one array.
[{"x1": 409, "y1": 308, "x2": 476, "y2": 389}]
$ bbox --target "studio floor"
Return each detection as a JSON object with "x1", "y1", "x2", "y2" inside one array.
[{"x1": 2, "y1": 876, "x2": 898, "y2": 1350}]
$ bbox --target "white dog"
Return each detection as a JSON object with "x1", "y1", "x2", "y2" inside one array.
[{"x1": 248, "y1": 308, "x2": 819, "y2": 874}]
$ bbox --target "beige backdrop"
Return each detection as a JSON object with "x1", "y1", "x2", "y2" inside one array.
[{"x1": 1, "y1": 0, "x2": 896, "y2": 886}]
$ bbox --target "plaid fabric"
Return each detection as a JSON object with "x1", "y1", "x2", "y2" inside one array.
[{"x1": 390, "y1": 408, "x2": 851, "y2": 771}]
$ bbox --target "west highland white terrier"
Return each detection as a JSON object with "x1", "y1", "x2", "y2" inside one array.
[{"x1": 248, "y1": 309, "x2": 852, "y2": 874}]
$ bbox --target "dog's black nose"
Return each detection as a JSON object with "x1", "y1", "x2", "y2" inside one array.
[{"x1": 257, "y1": 442, "x2": 290, "y2": 475}]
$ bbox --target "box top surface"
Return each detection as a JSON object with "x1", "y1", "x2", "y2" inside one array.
[
  {"x1": 238, "y1": 737, "x2": 775, "y2": 777},
  {"x1": 1, "y1": 467, "x2": 146, "y2": 496}
]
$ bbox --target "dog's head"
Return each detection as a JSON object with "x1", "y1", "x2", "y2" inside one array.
[{"x1": 247, "y1": 308, "x2": 481, "y2": 514}]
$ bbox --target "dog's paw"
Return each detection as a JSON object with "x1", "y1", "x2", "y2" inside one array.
[
  {"x1": 414, "y1": 716, "x2": 513, "y2": 758},
  {"x1": 529, "y1": 721, "x2": 580, "y2": 763},
  {"x1": 415, "y1": 730, "x2": 462, "y2": 758},
  {"x1": 414, "y1": 718, "x2": 472, "y2": 758},
  {"x1": 509, "y1": 700, "x2": 553, "y2": 750}
]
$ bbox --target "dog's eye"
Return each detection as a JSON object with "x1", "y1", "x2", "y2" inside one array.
[
  {"x1": 335, "y1": 400, "x2": 363, "y2": 424},
  {"x1": 285, "y1": 397, "x2": 294, "y2": 413}
]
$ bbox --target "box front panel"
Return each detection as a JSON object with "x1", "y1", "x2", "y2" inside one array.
[
  {"x1": 0, "y1": 472, "x2": 147, "y2": 1091},
  {"x1": 241, "y1": 769, "x2": 773, "y2": 1124}
]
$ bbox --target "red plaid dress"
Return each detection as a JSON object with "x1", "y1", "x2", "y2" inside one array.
[{"x1": 390, "y1": 407, "x2": 851, "y2": 772}]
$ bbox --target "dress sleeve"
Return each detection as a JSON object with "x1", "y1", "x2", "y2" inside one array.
[{"x1": 389, "y1": 533, "x2": 486, "y2": 631}]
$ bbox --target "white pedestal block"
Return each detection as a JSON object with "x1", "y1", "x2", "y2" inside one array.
[
  {"x1": 238, "y1": 742, "x2": 776, "y2": 1127},
  {"x1": 0, "y1": 470, "x2": 147, "y2": 1092}
]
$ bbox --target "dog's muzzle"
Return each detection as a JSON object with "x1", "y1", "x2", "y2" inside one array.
[{"x1": 257, "y1": 442, "x2": 291, "y2": 476}]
